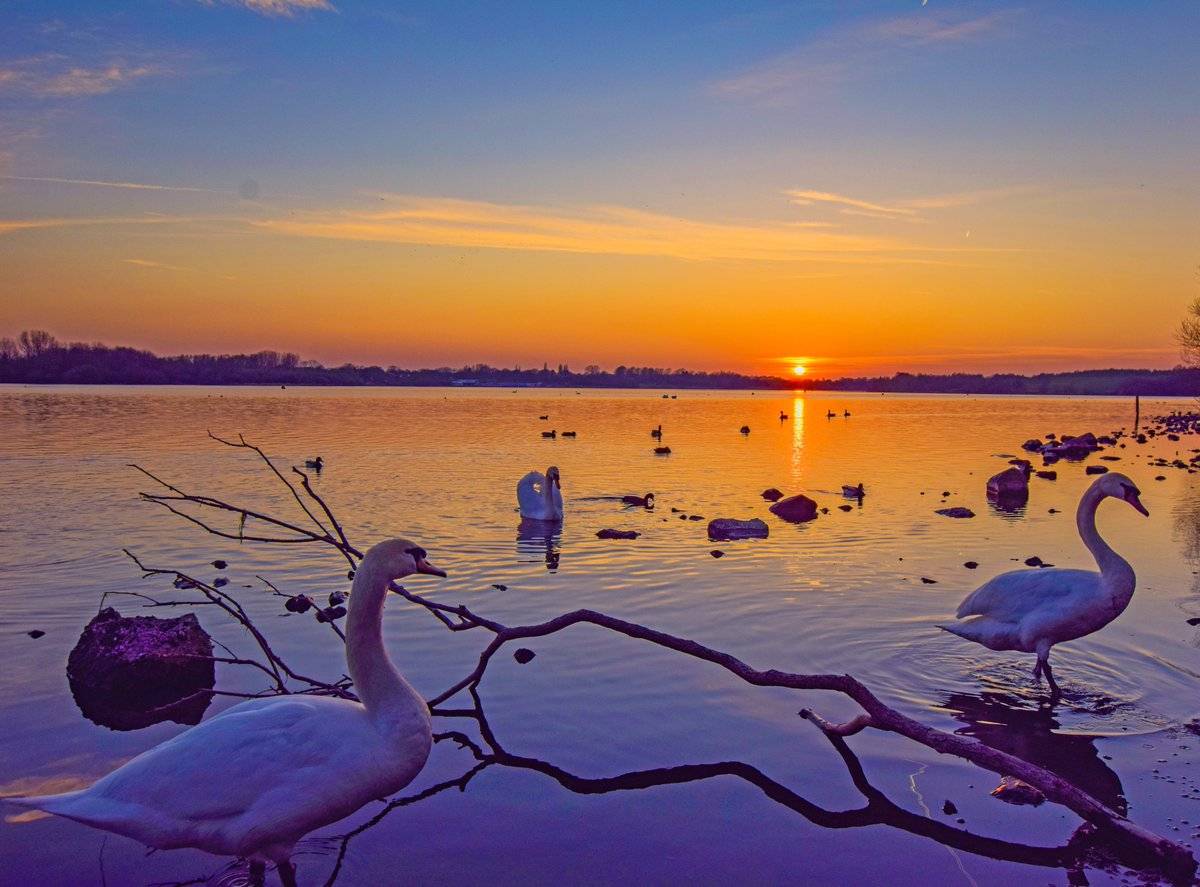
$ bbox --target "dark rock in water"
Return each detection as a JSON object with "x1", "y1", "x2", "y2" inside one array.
[
  {"x1": 740, "y1": 425, "x2": 750, "y2": 435},
  {"x1": 27, "y1": 629, "x2": 45, "y2": 639},
  {"x1": 769, "y1": 494, "x2": 819, "y2": 523},
  {"x1": 1100, "y1": 455, "x2": 1120, "y2": 461},
  {"x1": 492, "y1": 583, "x2": 508, "y2": 591},
  {"x1": 213, "y1": 577, "x2": 228, "y2": 588},
  {"x1": 936, "y1": 507, "x2": 976, "y2": 519},
  {"x1": 212, "y1": 560, "x2": 227, "y2": 570},
  {"x1": 1048, "y1": 508, "x2": 1060, "y2": 514},
  {"x1": 987, "y1": 466, "x2": 1030, "y2": 505},
  {"x1": 761, "y1": 487, "x2": 784, "y2": 502},
  {"x1": 1188, "y1": 617, "x2": 1200, "y2": 626},
  {"x1": 943, "y1": 800, "x2": 958, "y2": 815},
  {"x1": 68, "y1": 607, "x2": 215, "y2": 731},
  {"x1": 838, "y1": 504, "x2": 853, "y2": 512},
  {"x1": 963, "y1": 561, "x2": 979, "y2": 569},
  {"x1": 173, "y1": 576, "x2": 197, "y2": 590},
  {"x1": 708, "y1": 517, "x2": 769, "y2": 541},
  {"x1": 597, "y1": 528, "x2": 640, "y2": 540},
  {"x1": 1025, "y1": 556, "x2": 1043, "y2": 567},
  {"x1": 654, "y1": 446, "x2": 672, "y2": 455},
  {"x1": 1085, "y1": 465, "x2": 1109, "y2": 475},
  {"x1": 921, "y1": 577, "x2": 937, "y2": 584},
  {"x1": 1035, "y1": 470, "x2": 1057, "y2": 480},
  {"x1": 1021, "y1": 438, "x2": 1044, "y2": 452},
  {"x1": 1155, "y1": 475, "x2": 1166, "y2": 481},
  {"x1": 710, "y1": 550, "x2": 725, "y2": 558},
  {"x1": 688, "y1": 514, "x2": 704, "y2": 521},
  {"x1": 513, "y1": 648, "x2": 536, "y2": 664}
]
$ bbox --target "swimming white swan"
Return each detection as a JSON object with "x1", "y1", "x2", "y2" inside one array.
[
  {"x1": 5, "y1": 538, "x2": 445, "y2": 886},
  {"x1": 940, "y1": 473, "x2": 1148, "y2": 694},
  {"x1": 517, "y1": 465, "x2": 563, "y2": 521}
]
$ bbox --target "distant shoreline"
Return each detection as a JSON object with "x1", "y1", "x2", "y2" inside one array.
[{"x1": 2, "y1": 331, "x2": 1196, "y2": 397}]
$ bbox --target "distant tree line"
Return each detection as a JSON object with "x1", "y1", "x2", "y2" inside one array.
[
  {"x1": 0, "y1": 331, "x2": 793, "y2": 389},
  {"x1": 795, "y1": 368, "x2": 1200, "y2": 397},
  {"x1": 2, "y1": 330, "x2": 1197, "y2": 395}
]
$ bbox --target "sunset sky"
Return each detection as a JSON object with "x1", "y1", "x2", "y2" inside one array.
[{"x1": 2, "y1": 1, "x2": 1197, "y2": 377}]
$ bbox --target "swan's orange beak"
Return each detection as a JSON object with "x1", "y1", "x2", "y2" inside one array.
[
  {"x1": 416, "y1": 558, "x2": 447, "y2": 578},
  {"x1": 1126, "y1": 491, "x2": 1150, "y2": 517}
]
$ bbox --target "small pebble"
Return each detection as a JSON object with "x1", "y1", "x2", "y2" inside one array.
[
  {"x1": 27, "y1": 630, "x2": 45, "y2": 639},
  {"x1": 710, "y1": 550, "x2": 725, "y2": 558},
  {"x1": 514, "y1": 648, "x2": 536, "y2": 664},
  {"x1": 212, "y1": 560, "x2": 227, "y2": 570},
  {"x1": 963, "y1": 561, "x2": 979, "y2": 569},
  {"x1": 213, "y1": 577, "x2": 229, "y2": 587},
  {"x1": 943, "y1": 800, "x2": 958, "y2": 815}
]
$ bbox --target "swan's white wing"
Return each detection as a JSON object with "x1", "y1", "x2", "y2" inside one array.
[
  {"x1": 26, "y1": 696, "x2": 373, "y2": 848},
  {"x1": 517, "y1": 471, "x2": 547, "y2": 518},
  {"x1": 955, "y1": 568, "x2": 1100, "y2": 622}
]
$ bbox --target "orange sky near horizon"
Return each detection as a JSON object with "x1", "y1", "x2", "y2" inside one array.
[{"x1": 2, "y1": 3, "x2": 1198, "y2": 379}]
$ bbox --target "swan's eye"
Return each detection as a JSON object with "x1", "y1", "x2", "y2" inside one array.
[{"x1": 405, "y1": 546, "x2": 427, "y2": 560}]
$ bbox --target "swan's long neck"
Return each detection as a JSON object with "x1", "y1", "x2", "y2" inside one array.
[
  {"x1": 1077, "y1": 485, "x2": 1134, "y2": 598},
  {"x1": 544, "y1": 472, "x2": 557, "y2": 510},
  {"x1": 345, "y1": 556, "x2": 427, "y2": 724}
]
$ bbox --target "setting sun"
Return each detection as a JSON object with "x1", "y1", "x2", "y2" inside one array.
[{"x1": 792, "y1": 364, "x2": 807, "y2": 376}]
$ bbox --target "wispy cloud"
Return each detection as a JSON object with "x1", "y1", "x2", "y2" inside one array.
[
  {"x1": 0, "y1": 215, "x2": 210, "y2": 237},
  {"x1": 712, "y1": 10, "x2": 1017, "y2": 102},
  {"x1": 251, "y1": 193, "x2": 984, "y2": 264},
  {"x1": 1, "y1": 174, "x2": 225, "y2": 194},
  {"x1": 122, "y1": 257, "x2": 192, "y2": 271},
  {"x1": 199, "y1": 0, "x2": 336, "y2": 17},
  {"x1": 0, "y1": 56, "x2": 168, "y2": 98},
  {"x1": 786, "y1": 185, "x2": 1031, "y2": 223},
  {"x1": 786, "y1": 189, "x2": 917, "y2": 217}
]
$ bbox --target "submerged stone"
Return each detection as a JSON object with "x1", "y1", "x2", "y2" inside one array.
[
  {"x1": 707, "y1": 518, "x2": 769, "y2": 541},
  {"x1": 68, "y1": 607, "x2": 214, "y2": 732},
  {"x1": 769, "y1": 494, "x2": 819, "y2": 523}
]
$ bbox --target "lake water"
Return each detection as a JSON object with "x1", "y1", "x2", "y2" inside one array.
[{"x1": 2, "y1": 385, "x2": 1200, "y2": 886}]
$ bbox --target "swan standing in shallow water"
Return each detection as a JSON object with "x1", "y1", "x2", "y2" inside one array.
[
  {"x1": 518, "y1": 465, "x2": 564, "y2": 521},
  {"x1": 941, "y1": 473, "x2": 1148, "y2": 695},
  {"x1": 5, "y1": 538, "x2": 446, "y2": 886}
]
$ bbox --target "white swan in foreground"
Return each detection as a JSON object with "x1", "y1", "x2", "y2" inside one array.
[
  {"x1": 940, "y1": 472, "x2": 1148, "y2": 694},
  {"x1": 5, "y1": 538, "x2": 446, "y2": 886},
  {"x1": 518, "y1": 465, "x2": 563, "y2": 521}
]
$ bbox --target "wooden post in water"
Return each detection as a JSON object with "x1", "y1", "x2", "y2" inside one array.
[{"x1": 1134, "y1": 394, "x2": 1140, "y2": 432}]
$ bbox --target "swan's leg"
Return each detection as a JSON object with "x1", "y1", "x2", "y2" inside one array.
[
  {"x1": 1032, "y1": 658, "x2": 1043, "y2": 681},
  {"x1": 1042, "y1": 657, "x2": 1061, "y2": 699},
  {"x1": 1034, "y1": 642, "x2": 1061, "y2": 699},
  {"x1": 277, "y1": 861, "x2": 298, "y2": 887},
  {"x1": 248, "y1": 861, "x2": 266, "y2": 887}
]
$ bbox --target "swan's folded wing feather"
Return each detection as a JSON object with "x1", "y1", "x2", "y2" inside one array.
[
  {"x1": 517, "y1": 471, "x2": 546, "y2": 515},
  {"x1": 955, "y1": 568, "x2": 1099, "y2": 622},
  {"x1": 83, "y1": 697, "x2": 356, "y2": 821}
]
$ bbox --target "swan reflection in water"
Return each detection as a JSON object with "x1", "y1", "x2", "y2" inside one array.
[
  {"x1": 516, "y1": 518, "x2": 561, "y2": 571},
  {"x1": 939, "y1": 690, "x2": 1126, "y2": 815}
]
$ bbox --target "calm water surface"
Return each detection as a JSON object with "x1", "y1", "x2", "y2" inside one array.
[{"x1": 2, "y1": 386, "x2": 1200, "y2": 886}]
